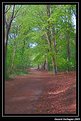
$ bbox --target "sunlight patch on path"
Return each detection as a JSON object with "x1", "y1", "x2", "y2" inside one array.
[
  {"x1": 48, "y1": 84, "x2": 76, "y2": 95},
  {"x1": 48, "y1": 88, "x2": 68, "y2": 95}
]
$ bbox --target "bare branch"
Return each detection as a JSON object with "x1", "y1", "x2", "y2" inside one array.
[
  {"x1": 5, "y1": 5, "x2": 11, "y2": 14},
  {"x1": 8, "y1": 5, "x2": 15, "y2": 24},
  {"x1": 13, "y1": 5, "x2": 22, "y2": 18},
  {"x1": 5, "y1": 5, "x2": 15, "y2": 32}
]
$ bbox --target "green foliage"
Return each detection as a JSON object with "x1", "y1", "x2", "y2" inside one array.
[{"x1": 5, "y1": 4, "x2": 76, "y2": 79}]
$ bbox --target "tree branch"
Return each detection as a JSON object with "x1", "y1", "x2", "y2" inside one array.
[
  {"x1": 4, "y1": 5, "x2": 11, "y2": 14},
  {"x1": 8, "y1": 5, "x2": 15, "y2": 27},
  {"x1": 13, "y1": 5, "x2": 22, "y2": 18}
]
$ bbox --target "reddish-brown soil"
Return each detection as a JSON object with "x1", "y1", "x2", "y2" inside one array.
[{"x1": 5, "y1": 68, "x2": 76, "y2": 114}]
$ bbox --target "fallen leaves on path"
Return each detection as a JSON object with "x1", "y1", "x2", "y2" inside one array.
[{"x1": 5, "y1": 69, "x2": 76, "y2": 114}]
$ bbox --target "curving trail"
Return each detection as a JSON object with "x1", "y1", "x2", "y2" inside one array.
[{"x1": 5, "y1": 68, "x2": 76, "y2": 114}]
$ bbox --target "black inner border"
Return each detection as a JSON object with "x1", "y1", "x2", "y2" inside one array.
[{"x1": 2, "y1": 1, "x2": 79, "y2": 118}]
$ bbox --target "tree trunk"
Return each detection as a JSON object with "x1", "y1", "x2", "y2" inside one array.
[
  {"x1": 46, "y1": 5, "x2": 57, "y2": 74},
  {"x1": 45, "y1": 57, "x2": 48, "y2": 71},
  {"x1": 5, "y1": 5, "x2": 15, "y2": 55},
  {"x1": 5, "y1": 26, "x2": 10, "y2": 53},
  {"x1": 41, "y1": 60, "x2": 46, "y2": 70},
  {"x1": 66, "y1": 31, "x2": 70, "y2": 72},
  {"x1": 52, "y1": 26, "x2": 57, "y2": 73},
  {"x1": 46, "y1": 5, "x2": 51, "y2": 48},
  {"x1": 38, "y1": 64, "x2": 40, "y2": 69},
  {"x1": 10, "y1": 47, "x2": 16, "y2": 73},
  {"x1": 46, "y1": 5, "x2": 51, "y2": 17},
  {"x1": 74, "y1": 34, "x2": 76, "y2": 70},
  {"x1": 41, "y1": 58, "x2": 48, "y2": 71},
  {"x1": 10, "y1": 39, "x2": 16, "y2": 73},
  {"x1": 52, "y1": 56, "x2": 57, "y2": 74}
]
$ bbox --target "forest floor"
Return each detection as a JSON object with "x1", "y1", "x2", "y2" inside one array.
[{"x1": 5, "y1": 68, "x2": 76, "y2": 114}]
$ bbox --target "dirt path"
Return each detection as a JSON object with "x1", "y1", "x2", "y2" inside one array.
[{"x1": 5, "y1": 69, "x2": 76, "y2": 114}]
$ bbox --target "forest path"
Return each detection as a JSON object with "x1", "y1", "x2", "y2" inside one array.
[{"x1": 5, "y1": 68, "x2": 76, "y2": 114}]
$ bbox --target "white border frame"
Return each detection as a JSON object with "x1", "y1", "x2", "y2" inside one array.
[{"x1": 2, "y1": 2, "x2": 79, "y2": 118}]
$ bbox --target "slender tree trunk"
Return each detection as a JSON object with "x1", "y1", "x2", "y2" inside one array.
[
  {"x1": 43, "y1": 58, "x2": 48, "y2": 71},
  {"x1": 66, "y1": 31, "x2": 70, "y2": 71},
  {"x1": 46, "y1": 5, "x2": 51, "y2": 17},
  {"x1": 46, "y1": 5, "x2": 57, "y2": 74},
  {"x1": 45, "y1": 57, "x2": 48, "y2": 71},
  {"x1": 38, "y1": 64, "x2": 40, "y2": 69},
  {"x1": 41, "y1": 60, "x2": 46, "y2": 70},
  {"x1": 10, "y1": 46, "x2": 16, "y2": 73},
  {"x1": 5, "y1": 26, "x2": 10, "y2": 53},
  {"x1": 52, "y1": 56, "x2": 57, "y2": 74},
  {"x1": 74, "y1": 34, "x2": 76, "y2": 70},
  {"x1": 5, "y1": 5, "x2": 15, "y2": 55},
  {"x1": 43, "y1": 60, "x2": 46, "y2": 70},
  {"x1": 41, "y1": 58, "x2": 48, "y2": 71},
  {"x1": 10, "y1": 39, "x2": 16, "y2": 73},
  {"x1": 52, "y1": 26, "x2": 57, "y2": 73}
]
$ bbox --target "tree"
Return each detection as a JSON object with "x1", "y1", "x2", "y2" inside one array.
[
  {"x1": 4, "y1": 4, "x2": 76, "y2": 79},
  {"x1": 4, "y1": 5, "x2": 22, "y2": 54},
  {"x1": 46, "y1": 5, "x2": 57, "y2": 73}
]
